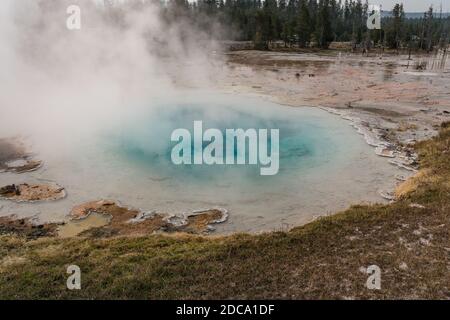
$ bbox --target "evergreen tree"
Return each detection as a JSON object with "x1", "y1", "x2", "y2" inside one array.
[
  {"x1": 102, "y1": 0, "x2": 450, "y2": 51},
  {"x1": 316, "y1": 0, "x2": 333, "y2": 48},
  {"x1": 298, "y1": 1, "x2": 311, "y2": 47}
]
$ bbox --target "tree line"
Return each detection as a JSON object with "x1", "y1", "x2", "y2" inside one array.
[{"x1": 103, "y1": 0, "x2": 450, "y2": 51}]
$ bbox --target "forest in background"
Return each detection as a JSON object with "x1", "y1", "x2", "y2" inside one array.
[{"x1": 102, "y1": 0, "x2": 450, "y2": 51}]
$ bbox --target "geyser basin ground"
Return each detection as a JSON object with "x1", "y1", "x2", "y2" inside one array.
[{"x1": 0, "y1": 94, "x2": 401, "y2": 233}]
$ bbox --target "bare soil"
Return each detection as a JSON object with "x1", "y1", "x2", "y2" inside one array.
[{"x1": 222, "y1": 50, "x2": 450, "y2": 145}]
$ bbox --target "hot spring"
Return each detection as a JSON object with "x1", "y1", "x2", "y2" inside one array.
[{"x1": 0, "y1": 93, "x2": 400, "y2": 233}]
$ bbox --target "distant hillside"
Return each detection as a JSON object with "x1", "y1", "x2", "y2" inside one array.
[{"x1": 382, "y1": 11, "x2": 450, "y2": 19}]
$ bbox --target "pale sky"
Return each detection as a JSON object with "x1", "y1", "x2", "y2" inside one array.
[
  {"x1": 377, "y1": 0, "x2": 450, "y2": 12},
  {"x1": 90, "y1": 0, "x2": 450, "y2": 13}
]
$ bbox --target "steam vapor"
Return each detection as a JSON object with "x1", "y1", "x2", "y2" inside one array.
[{"x1": 0, "y1": 0, "x2": 226, "y2": 156}]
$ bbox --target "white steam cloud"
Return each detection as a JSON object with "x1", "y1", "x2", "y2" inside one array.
[{"x1": 0, "y1": 0, "x2": 226, "y2": 156}]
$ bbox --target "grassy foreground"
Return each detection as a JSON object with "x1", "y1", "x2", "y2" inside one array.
[{"x1": 0, "y1": 124, "x2": 449, "y2": 299}]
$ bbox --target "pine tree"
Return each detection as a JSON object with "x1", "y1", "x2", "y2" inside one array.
[
  {"x1": 298, "y1": 1, "x2": 311, "y2": 47},
  {"x1": 316, "y1": 0, "x2": 333, "y2": 48}
]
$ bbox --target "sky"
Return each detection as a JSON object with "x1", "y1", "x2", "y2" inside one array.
[
  {"x1": 376, "y1": 0, "x2": 450, "y2": 12},
  {"x1": 82, "y1": 0, "x2": 450, "y2": 13}
]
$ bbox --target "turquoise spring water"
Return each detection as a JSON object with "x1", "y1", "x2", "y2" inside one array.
[
  {"x1": 0, "y1": 93, "x2": 399, "y2": 233},
  {"x1": 109, "y1": 96, "x2": 342, "y2": 186}
]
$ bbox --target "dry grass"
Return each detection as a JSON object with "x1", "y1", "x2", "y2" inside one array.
[{"x1": 395, "y1": 169, "x2": 439, "y2": 198}]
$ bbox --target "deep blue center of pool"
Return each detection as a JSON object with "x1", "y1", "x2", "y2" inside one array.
[{"x1": 104, "y1": 95, "x2": 346, "y2": 187}]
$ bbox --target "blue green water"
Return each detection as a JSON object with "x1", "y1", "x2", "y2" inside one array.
[
  {"x1": 0, "y1": 93, "x2": 399, "y2": 233},
  {"x1": 108, "y1": 95, "x2": 342, "y2": 186},
  {"x1": 73, "y1": 94, "x2": 393, "y2": 232}
]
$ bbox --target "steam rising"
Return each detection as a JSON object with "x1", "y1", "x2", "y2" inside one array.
[{"x1": 0, "y1": 0, "x2": 226, "y2": 156}]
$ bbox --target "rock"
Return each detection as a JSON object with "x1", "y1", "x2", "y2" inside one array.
[
  {"x1": 8, "y1": 160, "x2": 42, "y2": 173},
  {"x1": 0, "y1": 216, "x2": 58, "y2": 239},
  {"x1": 0, "y1": 138, "x2": 43, "y2": 174},
  {"x1": 388, "y1": 159, "x2": 418, "y2": 172},
  {"x1": 419, "y1": 238, "x2": 431, "y2": 246},
  {"x1": 375, "y1": 146, "x2": 395, "y2": 158},
  {"x1": 68, "y1": 200, "x2": 229, "y2": 237},
  {"x1": 0, "y1": 183, "x2": 65, "y2": 202},
  {"x1": 0, "y1": 184, "x2": 19, "y2": 196},
  {"x1": 128, "y1": 210, "x2": 157, "y2": 223},
  {"x1": 379, "y1": 190, "x2": 395, "y2": 201}
]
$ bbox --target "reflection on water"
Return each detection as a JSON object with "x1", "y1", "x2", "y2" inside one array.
[
  {"x1": 383, "y1": 63, "x2": 396, "y2": 81},
  {"x1": 411, "y1": 49, "x2": 449, "y2": 72}
]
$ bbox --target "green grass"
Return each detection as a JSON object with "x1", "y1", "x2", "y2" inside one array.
[{"x1": 0, "y1": 124, "x2": 449, "y2": 299}]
